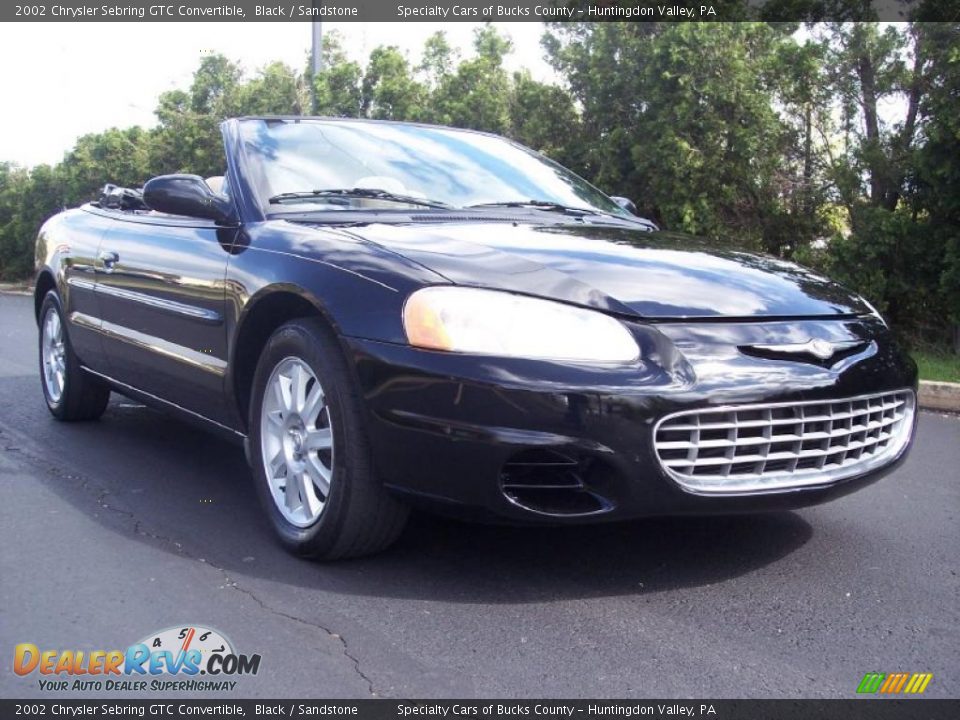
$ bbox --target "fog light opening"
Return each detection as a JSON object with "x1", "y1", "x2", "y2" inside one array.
[{"x1": 499, "y1": 449, "x2": 611, "y2": 516}]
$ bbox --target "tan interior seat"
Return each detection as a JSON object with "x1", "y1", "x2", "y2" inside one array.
[{"x1": 205, "y1": 176, "x2": 225, "y2": 194}]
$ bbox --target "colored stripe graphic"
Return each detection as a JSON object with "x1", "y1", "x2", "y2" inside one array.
[
  {"x1": 858, "y1": 672, "x2": 932, "y2": 694},
  {"x1": 905, "y1": 673, "x2": 933, "y2": 694},
  {"x1": 857, "y1": 673, "x2": 885, "y2": 693},
  {"x1": 887, "y1": 673, "x2": 909, "y2": 693}
]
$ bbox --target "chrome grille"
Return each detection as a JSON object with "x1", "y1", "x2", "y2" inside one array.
[{"x1": 654, "y1": 390, "x2": 915, "y2": 493}]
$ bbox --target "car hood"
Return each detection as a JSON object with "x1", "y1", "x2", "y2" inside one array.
[{"x1": 334, "y1": 221, "x2": 870, "y2": 320}]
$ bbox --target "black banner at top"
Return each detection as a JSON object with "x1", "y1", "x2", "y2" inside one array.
[{"x1": 2, "y1": 0, "x2": 957, "y2": 23}]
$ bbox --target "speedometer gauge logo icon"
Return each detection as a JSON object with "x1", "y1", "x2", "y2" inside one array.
[{"x1": 136, "y1": 625, "x2": 235, "y2": 671}]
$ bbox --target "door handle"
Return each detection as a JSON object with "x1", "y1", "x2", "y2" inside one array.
[{"x1": 99, "y1": 251, "x2": 119, "y2": 272}]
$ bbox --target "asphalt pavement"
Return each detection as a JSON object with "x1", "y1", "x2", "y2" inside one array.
[{"x1": 0, "y1": 291, "x2": 957, "y2": 699}]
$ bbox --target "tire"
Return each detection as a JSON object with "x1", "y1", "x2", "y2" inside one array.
[
  {"x1": 38, "y1": 291, "x2": 110, "y2": 421},
  {"x1": 248, "y1": 317, "x2": 409, "y2": 559}
]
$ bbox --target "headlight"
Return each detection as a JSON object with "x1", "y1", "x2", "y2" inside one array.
[{"x1": 403, "y1": 286, "x2": 640, "y2": 364}]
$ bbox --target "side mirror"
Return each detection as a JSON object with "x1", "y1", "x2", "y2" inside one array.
[
  {"x1": 610, "y1": 196, "x2": 638, "y2": 215},
  {"x1": 143, "y1": 174, "x2": 234, "y2": 224}
]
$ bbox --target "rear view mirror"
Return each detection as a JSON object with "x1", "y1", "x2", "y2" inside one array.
[{"x1": 143, "y1": 174, "x2": 234, "y2": 224}]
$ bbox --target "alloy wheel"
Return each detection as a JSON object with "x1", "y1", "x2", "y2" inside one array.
[
  {"x1": 259, "y1": 356, "x2": 335, "y2": 527},
  {"x1": 41, "y1": 308, "x2": 67, "y2": 403}
]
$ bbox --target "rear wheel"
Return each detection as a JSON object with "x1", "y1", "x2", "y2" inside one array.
[
  {"x1": 248, "y1": 318, "x2": 408, "y2": 559},
  {"x1": 38, "y1": 291, "x2": 110, "y2": 421}
]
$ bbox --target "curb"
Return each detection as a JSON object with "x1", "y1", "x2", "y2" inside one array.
[
  {"x1": 918, "y1": 380, "x2": 960, "y2": 413},
  {"x1": 0, "y1": 283, "x2": 33, "y2": 296}
]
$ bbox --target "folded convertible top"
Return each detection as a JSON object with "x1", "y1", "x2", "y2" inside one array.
[{"x1": 99, "y1": 183, "x2": 147, "y2": 211}]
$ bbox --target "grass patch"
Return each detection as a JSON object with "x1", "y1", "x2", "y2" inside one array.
[{"x1": 913, "y1": 349, "x2": 960, "y2": 383}]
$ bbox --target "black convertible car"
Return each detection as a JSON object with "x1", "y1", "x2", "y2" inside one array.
[{"x1": 35, "y1": 117, "x2": 917, "y2": 559}]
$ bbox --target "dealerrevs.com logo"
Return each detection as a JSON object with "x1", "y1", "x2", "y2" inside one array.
[{"x1": 13, "y1": 625, "x2": 261, "y2": 693}]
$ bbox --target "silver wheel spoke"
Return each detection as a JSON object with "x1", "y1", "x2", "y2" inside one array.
[
  {"x1": 284, "y1": 472, "x2": 300, "y2": 510},
  {"x1": 260, "y1": 356, "x2": 335, "y2": 528},
  {"x1": 305, "y1": 455, "x2": 332, "y2": 497},
  {"x1": 267, "y1": 449, "x2": 286, "y2": 478},
  {"x1": 300, "y1": 470, "x2": 325, "y2": 515},
  {"x1": 291, "y1": 363, "x2": 309, "y2": 412},
  {"x1": 305, "y1": 427, "x2": 332, "y2": 451},
  {"x1": 302, "y1": 383, "x2": 325, "y2": 424},
  {"x1": 274, "y1": 375, "x2": 292, "y2": 413}
]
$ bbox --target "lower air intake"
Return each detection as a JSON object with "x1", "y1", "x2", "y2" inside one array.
[{"x1": 499, "y1": 449, "x2": 609, "y2": 516}]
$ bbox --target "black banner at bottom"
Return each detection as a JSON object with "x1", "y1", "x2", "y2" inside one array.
[{"x1": 2, "y1": 700, "x2": 958, "y2": 720}]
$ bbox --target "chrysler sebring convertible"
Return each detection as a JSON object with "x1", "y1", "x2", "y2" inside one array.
[{"x1": 34, "y1": 117, "x2": 917, "y2": 558}]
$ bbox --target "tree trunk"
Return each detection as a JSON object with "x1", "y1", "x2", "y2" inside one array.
[
  {"x1": 803, "y1": 102, "x2": 813, "y2": 216},
  {"x1": 846, "y1": 25, "x2": 893, "y2": 210},
  {"x1": 888, "y1": 25, "x2": 926, "y2": 212},
  {"x1": 855, "y1": 35, "x2": 885, "y2": 206}
]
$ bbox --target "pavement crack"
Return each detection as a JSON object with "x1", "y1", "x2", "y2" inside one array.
[
  {"x1": 0, "y1": 420, "x2": 379, "y2": 697},
  {"x1": 222, "y1": 577, "x2": 378, "y2": 696}
]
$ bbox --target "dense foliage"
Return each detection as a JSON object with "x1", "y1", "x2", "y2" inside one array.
[{"x1": 0, "y1": 23, "x2": 957, "y2": 350}]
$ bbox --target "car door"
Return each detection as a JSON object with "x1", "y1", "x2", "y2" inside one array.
[
  {"x1": 58, "y1": 209, "x2": 114, "y2": 371},
  {"x1": 94, "y1": 214, "x2": 237, "y2": 425}
]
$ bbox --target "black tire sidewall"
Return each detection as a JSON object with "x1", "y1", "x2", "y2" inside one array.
[
  {"x1": 248, "y1": 321, "x2": 360, "y2": 555},
  {"x1": 38, "y1": 292, "x2": 70, "y2": 418}
]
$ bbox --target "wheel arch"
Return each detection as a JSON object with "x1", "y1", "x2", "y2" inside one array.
[
  {"x1": 34, "y1": 269, "x2": 58, "y2": 324},
  {"x1": 229, "y1": 284, "x2": 344, "y2": 433}
]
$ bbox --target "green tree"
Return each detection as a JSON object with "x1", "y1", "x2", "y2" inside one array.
[
  {"x1": 60, "y1": 127, "x2": 152, "y2": 205},
  {"x1": 150, "y1": 54, "x2": 242, "y2": 177},
  {"x1": 508, "y1": 71, "x2": 583, "y2": 169},
  {"x1": 418, "y1": 32, "x2": 457, "y2": 90},
  {"x1": 429, "y1": 25, "x2": 512, "y2": 133},
  {"x1": 362, "y1": 46, "x2": 426, "y2": 120},
  {"x1": 311, "y1": 31, "x2": 363, "y2": 117},
  {"x1": 237, "y1": 62, "x2": 306, "y2": 115},
  {"x1": 0, "y1": 163, "x2": 32, "y2": 280},
  {"x1": 0, "y1": 163, "x2": 63, "y2": 280},
  {"x1": 915, "y1": 24, "x2": 960, "y2": 340},
  {"x1": 545, "y1": 22, "x2": 798, "y2": 249},
  {"x1": 812, "y1": 23, "x2": 958, "y2": 345}
]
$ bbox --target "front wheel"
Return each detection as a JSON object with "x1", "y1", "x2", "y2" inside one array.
[
  {"x1": 38, "y1": 291, "x2": 110, "y2": 421},
  {"x1": 248, "y1": 318, "x2": 408, "y2": 559}
]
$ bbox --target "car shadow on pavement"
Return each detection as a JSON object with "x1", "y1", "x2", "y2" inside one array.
[{"x1": 12, "y1": 395, "x2": 814, "y2": 604}]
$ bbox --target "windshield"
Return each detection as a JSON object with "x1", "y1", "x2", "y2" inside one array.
[{"x1": 237, "y1": 118, "x2": 630, "y2": 217}]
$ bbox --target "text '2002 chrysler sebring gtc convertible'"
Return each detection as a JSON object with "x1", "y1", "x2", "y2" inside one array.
[{"x1": 34, "y1": 117, "x2": 918, "y2": 559}]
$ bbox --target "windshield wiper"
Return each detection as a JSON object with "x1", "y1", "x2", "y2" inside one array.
[
  {"x1": 465, "y1": 200, "x2": 600, "y2": 216},
  {"x1": 465, "y1": 199, "x2": 654, "y2": 227},
  {"x1": 269, "y1": 188, "x2": 453, "y2": 210}
]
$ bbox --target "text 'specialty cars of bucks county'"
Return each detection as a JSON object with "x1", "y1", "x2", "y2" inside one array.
[{"x1": 34, "y1": 117, "x2": 918, "y2": 559}]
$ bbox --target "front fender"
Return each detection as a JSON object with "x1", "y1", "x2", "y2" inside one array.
[
  {"x1": 222, "y1": 221, "x2": 445, "y2": 430},
  {"x1": 226, "y1": 220, "x2": 446, "y2": 345}
]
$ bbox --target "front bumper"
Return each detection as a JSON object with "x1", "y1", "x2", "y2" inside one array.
[{"x1": 347, "y1": 317, "x2": 918, "y2": 523}]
